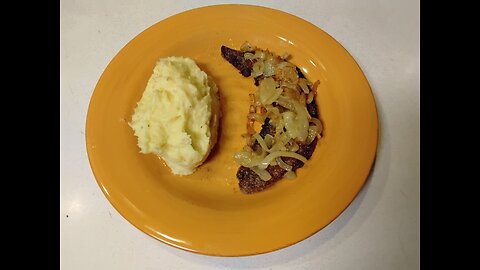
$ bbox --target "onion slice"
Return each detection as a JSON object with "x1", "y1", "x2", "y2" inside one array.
[
  {"x1": 276, "y1": 157, "x2": 293, "y2": 171},
  {"x1": 310, "y1": 117, "x2": 323, "y2": 134},
  {"x1": 284, "y1": 171, "x2": 296, "y2": 179},
  {"x1": 251, "y1": 166, "x2": 272, "y2": 181},
  {"x1": 253, "y1": 133, "x2": 271, "y2": 153},
  {"x1": 258, "y1": 151, "x2": 308, "y2": 169}
]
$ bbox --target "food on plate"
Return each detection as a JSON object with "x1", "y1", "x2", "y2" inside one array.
[
  {"x1": 130, "y1": 56, "x2": 221, "y2": 175},
  {"x1": 221, "y1": 42, "x2": 323, "y2": 194}
]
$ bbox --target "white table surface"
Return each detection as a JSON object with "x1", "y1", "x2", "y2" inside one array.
[{"x1": 60, "y1": 0, "x2": 419, "y2": 269}]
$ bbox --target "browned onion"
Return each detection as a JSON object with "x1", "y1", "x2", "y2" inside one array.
[
  {"x1": 310, "y1": 117, "x2": 323, "y2": 134},
  {"x1": 276, "y1": 157, "x2": 293, "y2": 171},
  {"x1": 240, "y1": 41, "x2": 256, "y2": 52},
  {"x1": 251, "y1": 166, "x2": 272, "y2": 181},
  {"x1": 235, "y1": 43, "x2": 324, "y2": 178},
  {"x1": 298, "y1": 78, "x2": 310, "y2": 94},
  {"x1": 284, "y1": 171, "x2": 296, "y2": 179},
  {"x1": 307, "y1": 90, "x2": 315, "y2": 104},
  {"x1": 258, "y1": 151, "x2": 308, "y2": 169}
]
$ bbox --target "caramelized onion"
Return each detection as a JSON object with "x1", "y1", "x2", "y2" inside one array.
[
  {"x1": 298, "y1": 78, "x2": 310, "y2": 94},
  {"x1": 288, "y1": 140, "x2": 299, "y2": 152},
  {"x1": 282, "y1": 87, "x2": 301, "y2": 101},
  {"x1": 274, "y1": 118, "x2": 285, "y2": 135},
  {"x1": 276, "y1": 96, "x2": 295, "y2": 111},
  {"x1": 252, "y1": 61, "x2": 264, "y2": 77},
  {"x1": 251, "y1": 166, "x2": 272, "y2": 181},
  {"x1": 244, "y1": 52, "x2": 255, "y2": 60},
  {"x1": 311, "y1": 80, "x2": 320, "y2": 92},
  {"x1": 280, "y1": 52, "x2": 290, "y2": 60},
  {"x1": 258, "y1": 151, "x2": 308, "y2": 169},
  {"x1": 233, "y1": 151, "x2": 252, "y2": 167},
  {"x1": 305, "y1": 125, "x2": 318, "y2": 145},
  {"x1": 248, "y1": 113, "x2": 265, "y2": 123},
  {"x1": 307, "y1": 90, "x2": 315, "y2": 104},
  {"x1": 263, "y1": 59, "x2": 276, "y2": 77},
  {"x1": 254, "y1": 133, "x2": 271, "y2": 153},
  {"x1": 254, "y1": 50, "x2": 266, "y2": 59},
  {"x1": 282, "y1": 101, "x2": 309, "y2": 142},
  {"x1": 284, "y1": 171, "x2": 296, "y2": 179},
  {"x1": 310, "y1": 117, "x2": 323, "y2": 134},
  {"x1": 276, "y1": 61, "x2": 295, "y2": 70},
  {"x1": 280, "y1": 81, "x2": 298, "y2": 90},
  {"x1": 299, "y1": 93, "x2": 307, "y2": 105},
  {"x1": 264, "y1": 134, "x2": 274, "y2": 148},
  {"x1": 234, "y1": 43, "x2": 324, "y2": 183},
  {"x1": 258, "y1": 77, "x2": 282, "y2": 105},
  {"x1": 276, "y1": 157, "x2": 293, "y2": 171},
  {"x1": 240, "y1": 41, "x2": 256, "y2": 52}
]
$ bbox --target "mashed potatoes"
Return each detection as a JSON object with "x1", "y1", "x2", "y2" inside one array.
[{"x1": 130, "y1": 57, "x2": 220, "y2": 175}]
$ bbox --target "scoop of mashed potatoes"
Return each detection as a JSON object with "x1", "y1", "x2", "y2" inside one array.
[{"x1": 129, "y1": 57, "x2": 220, "y2": 175}]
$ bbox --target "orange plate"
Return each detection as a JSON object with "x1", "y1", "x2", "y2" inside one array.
[{"x1": 86, "y1": 4, "x2": 378, "y2": 256}]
